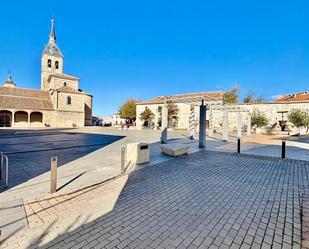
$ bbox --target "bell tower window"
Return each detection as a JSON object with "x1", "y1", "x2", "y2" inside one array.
[
  {"x1": 67, "y1": 96, "x2": 72, "y2": 105},
  {"x1": 63, "y1": 82, "x2": 67, "y2": 87},
  {"x1": 47, "y1": 59, "x2": 52, "y2": 68},
  {"x1": 55, "y1": 61, "x2": 59, "y2": 69}
]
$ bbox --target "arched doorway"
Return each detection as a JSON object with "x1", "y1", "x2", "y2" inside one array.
[
  {"x1": 14, "y1": 111, "x2": 28, "y2": 127},
  {"x1": 0, "y1": 110, "x2": 12, "y2": 127},
  {"x1": 30, "y1": 112, "x2": 43, "y2": 127}
]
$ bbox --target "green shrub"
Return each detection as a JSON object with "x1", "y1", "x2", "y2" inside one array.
[
  {"x1": 288, "y1": 108, "x2": 309, "y2": 131},
  {"x1": 139, "y1": 108, "x2": 155, "y2": 125},
  {"x1": 251, "y1": 110, "x2": 268, "y2": 128}
]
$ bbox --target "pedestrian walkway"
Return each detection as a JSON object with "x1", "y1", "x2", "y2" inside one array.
[
  {"x1": 0, "y1": 128, "x2": 191, "y2": 202},
  {"x1": 1, "y1": 150, "x2": 308, "y2": 249}
]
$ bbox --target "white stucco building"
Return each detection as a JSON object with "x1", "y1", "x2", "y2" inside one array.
[{"x1": 136, "y1": 91, "x2": 309, "y2": 137}]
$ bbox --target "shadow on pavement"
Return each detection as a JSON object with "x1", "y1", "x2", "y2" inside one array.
[
  {"x1": 20, "y1": 150, "x2": 309, "y2": 249},
  {"x1": 0, "y1": 130, "x2": 124, "y2": 191}
]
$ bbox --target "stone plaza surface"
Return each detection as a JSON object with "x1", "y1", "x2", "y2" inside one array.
[
  {"x1": 1, "y1": 150, "x2": 308, "y2": 249},
  {"x1": 0, "y1": 128, "x2": 192, "y2": 202},
  {"x1": 210, "y1": 133, "x2": 309, "y2": 161},
  {"x1": 1, "y1": 128, "x2": 309, "y2": 203}
]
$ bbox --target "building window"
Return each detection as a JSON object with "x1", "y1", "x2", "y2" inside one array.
[
  {"x1": 67, "y1": 96, "x2": 72, "y2": 105},
  {"x1": 63, "y1": 82, "x2": 67, "y2": 87},
  {"x1": 55, "y1": 61, "x2": 59, "y2": 69},
  {"x1": 47, "y1": 59, "x2": 52, "y2": 68}
]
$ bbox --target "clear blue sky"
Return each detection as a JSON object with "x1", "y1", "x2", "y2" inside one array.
[{"x1": 1, "y1": 0, "x2": 309, "y2": 116}]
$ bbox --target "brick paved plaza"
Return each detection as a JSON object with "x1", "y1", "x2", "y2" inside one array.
[{"x1": 1, "y1": 150, "x2": 308, "y2": 249}]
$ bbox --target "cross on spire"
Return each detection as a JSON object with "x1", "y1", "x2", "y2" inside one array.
[
  {"x1": 43, "y1": 18, "x2": 63, "y2": 58},
  {"x1": 49, "y1": 18, "x2": 56, "y2": 42}
]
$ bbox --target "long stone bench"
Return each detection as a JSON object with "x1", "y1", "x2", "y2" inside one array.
[{"x1": 160, "y1": 144, "x2": 189, "y2": 157}]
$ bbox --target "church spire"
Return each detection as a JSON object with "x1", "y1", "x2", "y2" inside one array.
[
  {"x1": 42, "y1": 18, "x2": 63, "y2": 58},
  {"x1": 49, "y1": 18, "x2": 56, "y2": 42},
  {"x1": 3, "y1": 72, "x2": 16, "y2": 88}
]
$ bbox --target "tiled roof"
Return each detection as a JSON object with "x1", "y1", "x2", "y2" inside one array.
[
  {"x1": 137, "y1": 91, "x2": 224, "y2": 105},
  {"x1": 276, "y1": 92, "x2": 309, "y2": 103},
  {"x1": 55, "y1": 86, "x2": 92, "y2": 96},
  {"x1": 56, "y1": 86, "x2": 80, "y2": 94},
  {"x1": 48, "y1": 73, "x2": 79, "y2": 82},
  {"x1": 0, "y1": 86, "x2": 54, "y2": 110}
]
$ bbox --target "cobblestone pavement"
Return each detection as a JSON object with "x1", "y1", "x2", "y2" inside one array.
[
  {"x1": 0, "y1": 127, "x2": 190, "y2": 202},
  {"x1": 1, "y1": 151, "x2": 309, "y2": 249},
  {"x1": 210, "y1": 133, "x2": 309, "y2": 161}
]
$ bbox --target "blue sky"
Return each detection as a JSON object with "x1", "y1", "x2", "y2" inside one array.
[{"x1": 0, "y1": 0, "x2": 309, "y2": 116}]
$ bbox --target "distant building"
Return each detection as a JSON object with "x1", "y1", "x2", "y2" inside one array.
[
  {"x1": 92, "y1": 116, "x2": 113, "y2": 126},
  {"x1": 0, "y1": 19, "x2": 92, "y2": 128},
  {"x1": 92, "y1": 116, "x2": 103, "y2": 126},
  {"x1": 112, "y1": 114, "x2": 126, "y2": 126},
  {"x1": 276, "y1": 92, "x2": 309, "y2": 103},
  {"x1": 102, "y1": 116, "x2": 113, "y2": 125}
]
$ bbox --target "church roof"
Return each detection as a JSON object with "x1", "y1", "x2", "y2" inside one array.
[
  {"x1": 42, "y1": 19, "x2": 63, "y2": 58},
  {"x1": 0, "y1": 87, "x2": 54, "y2": 110},
  {"x1": 55, "y1": 85, "x2": 92, "y2": 96},
  {"x1": 47, "y1": 73, "x2": 79, "y2": 82},
  {"x1": 3, "y1": 74, "x2": 16, "y2": 88}
]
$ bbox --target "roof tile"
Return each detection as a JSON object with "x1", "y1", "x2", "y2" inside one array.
[{"x1": 0, "y1": 87, "x2": 54, "y2": 110}]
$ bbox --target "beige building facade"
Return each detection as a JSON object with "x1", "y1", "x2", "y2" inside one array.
[
  {"x1": 0, "y1": 19, "x2": 92, "y2": 128},
  {"x1": 136, "y1": 92, "x2": 224, "y2": 130},
  {"x1": 136, "y1": 91, "x2": 309, "y2": 136}
]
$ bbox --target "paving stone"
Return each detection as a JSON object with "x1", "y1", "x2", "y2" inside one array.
[{"x1": 1, "y1": 150, "x2": 309, "y2": 249}]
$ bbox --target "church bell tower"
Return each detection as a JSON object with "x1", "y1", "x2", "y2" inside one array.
[{"x1": 41, "y1": 19, "x2": 64, "y2": 90}]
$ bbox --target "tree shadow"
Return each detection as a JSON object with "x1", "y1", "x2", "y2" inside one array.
[
  {"x1": 22, "y1": 150, "x2": 309, "y2": 249},
  {"x1": 0, "y1": 130, "x2": 124, "y2": 191},
  {"x1": 23, "y1": 153, "x2": 192, "y2": 249}
]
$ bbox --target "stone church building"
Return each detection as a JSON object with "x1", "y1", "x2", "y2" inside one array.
[{"x1": 0, "y1": 19, "x2": 92, "y2": 128}]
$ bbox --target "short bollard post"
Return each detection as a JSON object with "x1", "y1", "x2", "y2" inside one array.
[
  {"x1": 237, "y1": 138, "x2": 241, "y2": 154},
  {"x1": 281, "y1": 139, "x2": 286, "y2": 159},
  {"x1": 50, "y1": 157, "x2": 58, "y2": 194},
  {"x1": 121, "y1": 147, "x2": 125, "y2": 174}
]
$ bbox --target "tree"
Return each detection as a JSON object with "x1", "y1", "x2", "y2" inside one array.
[
  {"x1": 243, "y1": 92, "x2": 263, "y2": 103},
  {"x1": 288, "y1": 108, "x2": 309, "y2": 131},
  {"x1": 251, "y1": 110, "x2": 268, "y2": 128},
  {"x1": 166, "y1": 101, "x2": 179, "y2": 128},
  {"x1": 119, "y1": 99, "x2": 137, "y2": 122},
  {"x1": 139, "y1": 108, "x2": 155, "y2": 127},
  {"x1": 223, "y1": 87, "x2": 239, "y2": 104}
]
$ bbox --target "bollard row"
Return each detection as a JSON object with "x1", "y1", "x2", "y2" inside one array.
[{"x1": 236, "y1": 138, "x2": 287, "y2": 159}]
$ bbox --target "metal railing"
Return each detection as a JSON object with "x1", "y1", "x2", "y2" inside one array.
[{"x1": 0, "y1": 151, "x2": 9, "y2": 188}]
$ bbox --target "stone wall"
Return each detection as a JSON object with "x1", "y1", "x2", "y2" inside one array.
[
  {"x1": 136, "y1": 101, "x2": 216, "y2": 130},
  {"x1": 49, "y1": 77, "x2": 79, "y2": 91},
  {"x1": 211, "y1": 102, "x2": 309, "y2": 133},
  {"x1": 49, "y1": 110, "x2": 84, "y2": 128},
  {"x1": 41, "y1": 53, "x2": 63, "y2": 90},
  {"x1": 136, "y1": 101, "x2": 309, "y2": 133},
  {"x1": 57, "y1": 92, "x2": 84, "y2": 112},
  {"x1": 83, "y1": 94, "x2": 93, "y2": 126}
]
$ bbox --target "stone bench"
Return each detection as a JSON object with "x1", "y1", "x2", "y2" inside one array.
[{"x1": 160, "y1": 144, "x2": 189, "y2": 157}]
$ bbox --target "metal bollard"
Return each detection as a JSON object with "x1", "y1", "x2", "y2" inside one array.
[
  {"x1": 237, "y1": 138, "x2": 241, "y2": 154},
  {"x1": 50, "y1": 157, "x2": 58, "y2": 193},
  {"x1": 281, "y1": 139, "x2": 286, "y2": 159},
  {"x1": 121, "y1": 147, "x2": 125, "y2": 174},
  {"x1": 3, "y1": 155, "x2": 8, "y2": 188}
]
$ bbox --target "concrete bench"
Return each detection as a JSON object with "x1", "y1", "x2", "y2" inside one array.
[{"x1": 160, "y1": 144, "x2": 189, "y2": 157}]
